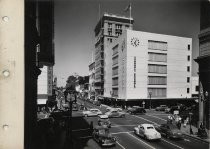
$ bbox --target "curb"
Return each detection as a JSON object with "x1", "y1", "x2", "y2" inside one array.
[{"x1": 183, "y1": 133, "x2": 209, "y2": 143}]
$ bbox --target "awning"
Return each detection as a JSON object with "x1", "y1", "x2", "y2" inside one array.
[{"x1": 37, "y1": 99, "x2": 47, "y2": 105}]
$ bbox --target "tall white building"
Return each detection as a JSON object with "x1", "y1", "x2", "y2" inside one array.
[{"x1": 104, "y1": 29, "x2": 192, "y2": 101}]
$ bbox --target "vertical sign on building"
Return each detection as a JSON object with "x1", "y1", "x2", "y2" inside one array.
[{"x1": 48, "y1": 66, "x2": 53, "y2": 95}]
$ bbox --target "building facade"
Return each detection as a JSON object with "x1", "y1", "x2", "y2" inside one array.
[
  {"x1": 195, "y1": 0, "x2": 210, "y2": 128},
  {"x1": 94, "y1": 13, "x2": 134, "y2": 96},
  {"x1": 25, "y1": 0, "x2": 54, "y2": 148},
  {"x1": 191, "y1": 76, "x2": 199, "y2": 98},
  {"x1": 37, "y1": 66, "x2": 54, "y2": 108},
  {"x1": 89, "y1": 62, "x2": 95, "y2": 98},
  {"x1": 104, "y1": 30, "x2": 192, "y2": 103}
]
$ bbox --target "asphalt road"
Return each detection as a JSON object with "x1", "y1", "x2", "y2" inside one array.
[{"x1": 71, "y1": 98, "x2": 209, "y2": 149}]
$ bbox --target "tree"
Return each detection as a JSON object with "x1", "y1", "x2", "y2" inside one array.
[{"x1": 66, "y1": 75, "x2": 77, "y2": 91}]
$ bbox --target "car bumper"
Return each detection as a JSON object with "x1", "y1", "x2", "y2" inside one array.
[{"x1": 101, "y1": 141, "x2": 116, "y2": 146}]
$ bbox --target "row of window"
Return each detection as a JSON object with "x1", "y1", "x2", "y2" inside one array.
[
  {"x1": 149, "y1": 53, "x2": 167, "y2": 62},
  {"x1": 148, "y1": 64, "x2": 167, "y2": 74},
  {"x1": 148, "y1": 88, "x2": 166, "y2": 97},
  {"x1": 148, "y1": 40, "x2": 167, "y2": 51},
  {"x1": 148, "y1": 76, "x2": 167, "y2": 85},
  {"x1": 112, "y1": 78, "x2": 118, "y2": 86},
  {"x1": 108, "y1": 23, "x2": 122, "y2": 29}
]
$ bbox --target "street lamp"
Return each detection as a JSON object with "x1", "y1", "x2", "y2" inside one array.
[
  {"x1": 189, "y1": 112, "x2": 193, "y2": 134},
  {"x1": 149, "y1": 91, "x2": 152, "y2": 110}
]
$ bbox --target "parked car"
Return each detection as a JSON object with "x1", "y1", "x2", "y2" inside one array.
[
  {"x1": 92, "y1": 125, "x2": 116, "y2": 146},
  {"x1": 165, "y1": 108, "x2": 171, "y2": 113},
  {"x1": 106, "y1": 107, "x2": 113, "y2": 112},
  {"x1": 129, "y1": 106, "x2": 146, "y2": 115},
  {"x1": 98, "y1": 115, "x2": 111, "y2": 128},
  {"x1": 134, "y1": 124, "x2": 161, "y2": 141},
  {"x1": 156, "y1": 105, "x2": 168, "y2": 111},
  {"x1": 83, "y1": 108, "x2": 102, "y2": 117},
  {"x1": 156, "y1": 124, "x2": 183, "y2": 139},
  {"x1": 105, "y1": 109, "x2": 126, "y2": 118}
]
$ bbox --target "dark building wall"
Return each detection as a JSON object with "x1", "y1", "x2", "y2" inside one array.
[
  {"x1": 196, "y1": 0, "x2": 210, "y2": 129},
  {"x1": 25, "y1": 0, "x2": 54, "y2": 148}
]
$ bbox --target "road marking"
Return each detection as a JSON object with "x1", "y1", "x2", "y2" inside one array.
[
  {"x1": 72, "y1": 128, "x2": 90, "y2": 132},
  {"x1": 146, "y1": 114, "x2": 167, "y2": 121},
  {"x1": 112, "y1": 124, "x2": 136, "y2": 128},
  {"x1": 162, "y1": 138, "x2": 184, "y2": 149},
  {"x1": 111, "y1": 131, "x2": 133, "y2": 135},
  {"x1": 127, "y1": 133, "x2": 156, "y2": 149},
  {"x1": 116, "y1": 141, "x2": 126, "y2": 149},
  {"x1": 131, "y1": 115, "x2": 160, "y2": 126}
]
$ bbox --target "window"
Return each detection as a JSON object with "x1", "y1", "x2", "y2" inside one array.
[
  {"x1": 148, "y1": 88, "x2": 166, "y2": 97},
  {"x1": 148, "y1": 40, "x2": 167, "y2": 51},
  {"x1": 187, "y1": 88, "x2": 190, "y2": 93},
  {"x1": 148, "y1": 53, "x2": 167, "y2": 62},
  {"x1": 112, "y1": 67, "x2": 118, "y2": 76},
  {"x1": 112, "y1": 88, "x2": 118, "y2": 97},
  {"x1": 188, "y1": 44, "x2": 190, "y2": 50},
  {"x1": 108, "y1": 23, "x2": 112, "y2": 28},
  {"x1": 113, "y1": 56, "x2": 118, "y2": 65},
  {"x1": 196, "y1": 86, "x2": 199, "y2": 91},
  {"x1": 112, "y1": 44, "x2": 119, "y2": 56},
  {"x1": 108, "y1": 31, "x2": 112, "y2": 36},
  {"x1": 187, "y1": 77, "x2": 190, "y2": 83},
  {"x1": 134, "y1": 56, "x2": 136, "y2": 72},
  {"x1": 187, "y1": 55, "x2": 190, "y2": 61},
  {"x1": 187, "y1": 66, "x2": 190, "y2": 72},
  {"x1": 107, "y1": 38, "x2": 112, "y2": 43},
  {"x1": 148, "y1": 76, "x2": 167, "y2": 85},
  {"x1": 148, "y1": 64, "x2": 167, "y2": 74}
]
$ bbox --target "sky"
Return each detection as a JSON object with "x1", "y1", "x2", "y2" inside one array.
[{"x1": 54, "y1": 0, "x2": 200, "y2": 87}]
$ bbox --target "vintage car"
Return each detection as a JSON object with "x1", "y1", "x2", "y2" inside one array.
[
  {"x1": 92, "y1": 126, "x2": 116, "y2": 146},
  {"x1": 105, "y1": 109, "x2": 126, "y2": 118},
  {"x1": 129, "y1": 106, "x2": 146, "y2": 115},
  {"x1": 134, "y1": 124, "x2": 161, "y2": 141},
  {"x1": 98, "y1": 115, "x2": 111, "y2": 128},
  {"x1": 156, "y1": 124, "x2": 183, "y2": 139},
  {"x1": 82, "y1": 108, "x2": 102, "y2": 117},
  {"x1": 156, "y1": 105, "x2": 168, "y2": 111}
]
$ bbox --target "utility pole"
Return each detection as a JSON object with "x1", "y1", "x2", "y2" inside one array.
[{"x1": 149, "y1": 91, "x2": 152, "y2": 110}]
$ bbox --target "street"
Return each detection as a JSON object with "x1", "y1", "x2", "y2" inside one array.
[{"x1": 68, "y1": 98, "x2": 209, "y2": 149}]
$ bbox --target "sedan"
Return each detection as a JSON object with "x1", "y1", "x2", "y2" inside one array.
[
  {"x1": 134, "y1": 124, "x2": 161, "y2": 141},
  {"x1": 105, "y1": 109, "x2": 126, "y2": 118},
  {"x1": 156, "y1": 124, "x2": 183, "y2": 139},
  {"x1": 83, "y1": 108, "x2": 102, "y2": 117}
]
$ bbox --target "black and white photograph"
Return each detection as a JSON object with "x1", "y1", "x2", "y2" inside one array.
[{"x1": 0, "y1": 0, "x2": 209, "y2": 149}]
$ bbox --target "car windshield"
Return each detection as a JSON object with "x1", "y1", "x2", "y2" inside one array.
[
  {"x1": 147, "y1": 126, "x2": 154, "y2": 129},
  {"x1": 100, "y1": 118, "x2": 109, "y2": 121},
  {"x1": 99, "y1": 129, "x2": 108, "y2": 134}
]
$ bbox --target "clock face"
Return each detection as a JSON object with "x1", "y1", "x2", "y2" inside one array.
[{"x1": 131, "y1": 37, "x2": 140, "y2": 47}]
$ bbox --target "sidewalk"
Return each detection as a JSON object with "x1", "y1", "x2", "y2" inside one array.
[{"x1": 180, "y1": 123, "x2": 210, "y2": 143}]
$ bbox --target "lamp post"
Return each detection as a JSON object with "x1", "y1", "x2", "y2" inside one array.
[
  {"x1": 189, "y1": 112, "x2": 193, "y2": 134},
  {"x1": 149, "y1": 91, "x2": 152, "y2": 110}
]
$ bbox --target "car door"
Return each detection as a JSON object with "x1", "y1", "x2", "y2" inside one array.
[
  {"x1": 139, "y1": 126, "x2": 145, "y2": 137},
  {"x1": 111, "y1": 111, "x2": 118, "y2": 117}
]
